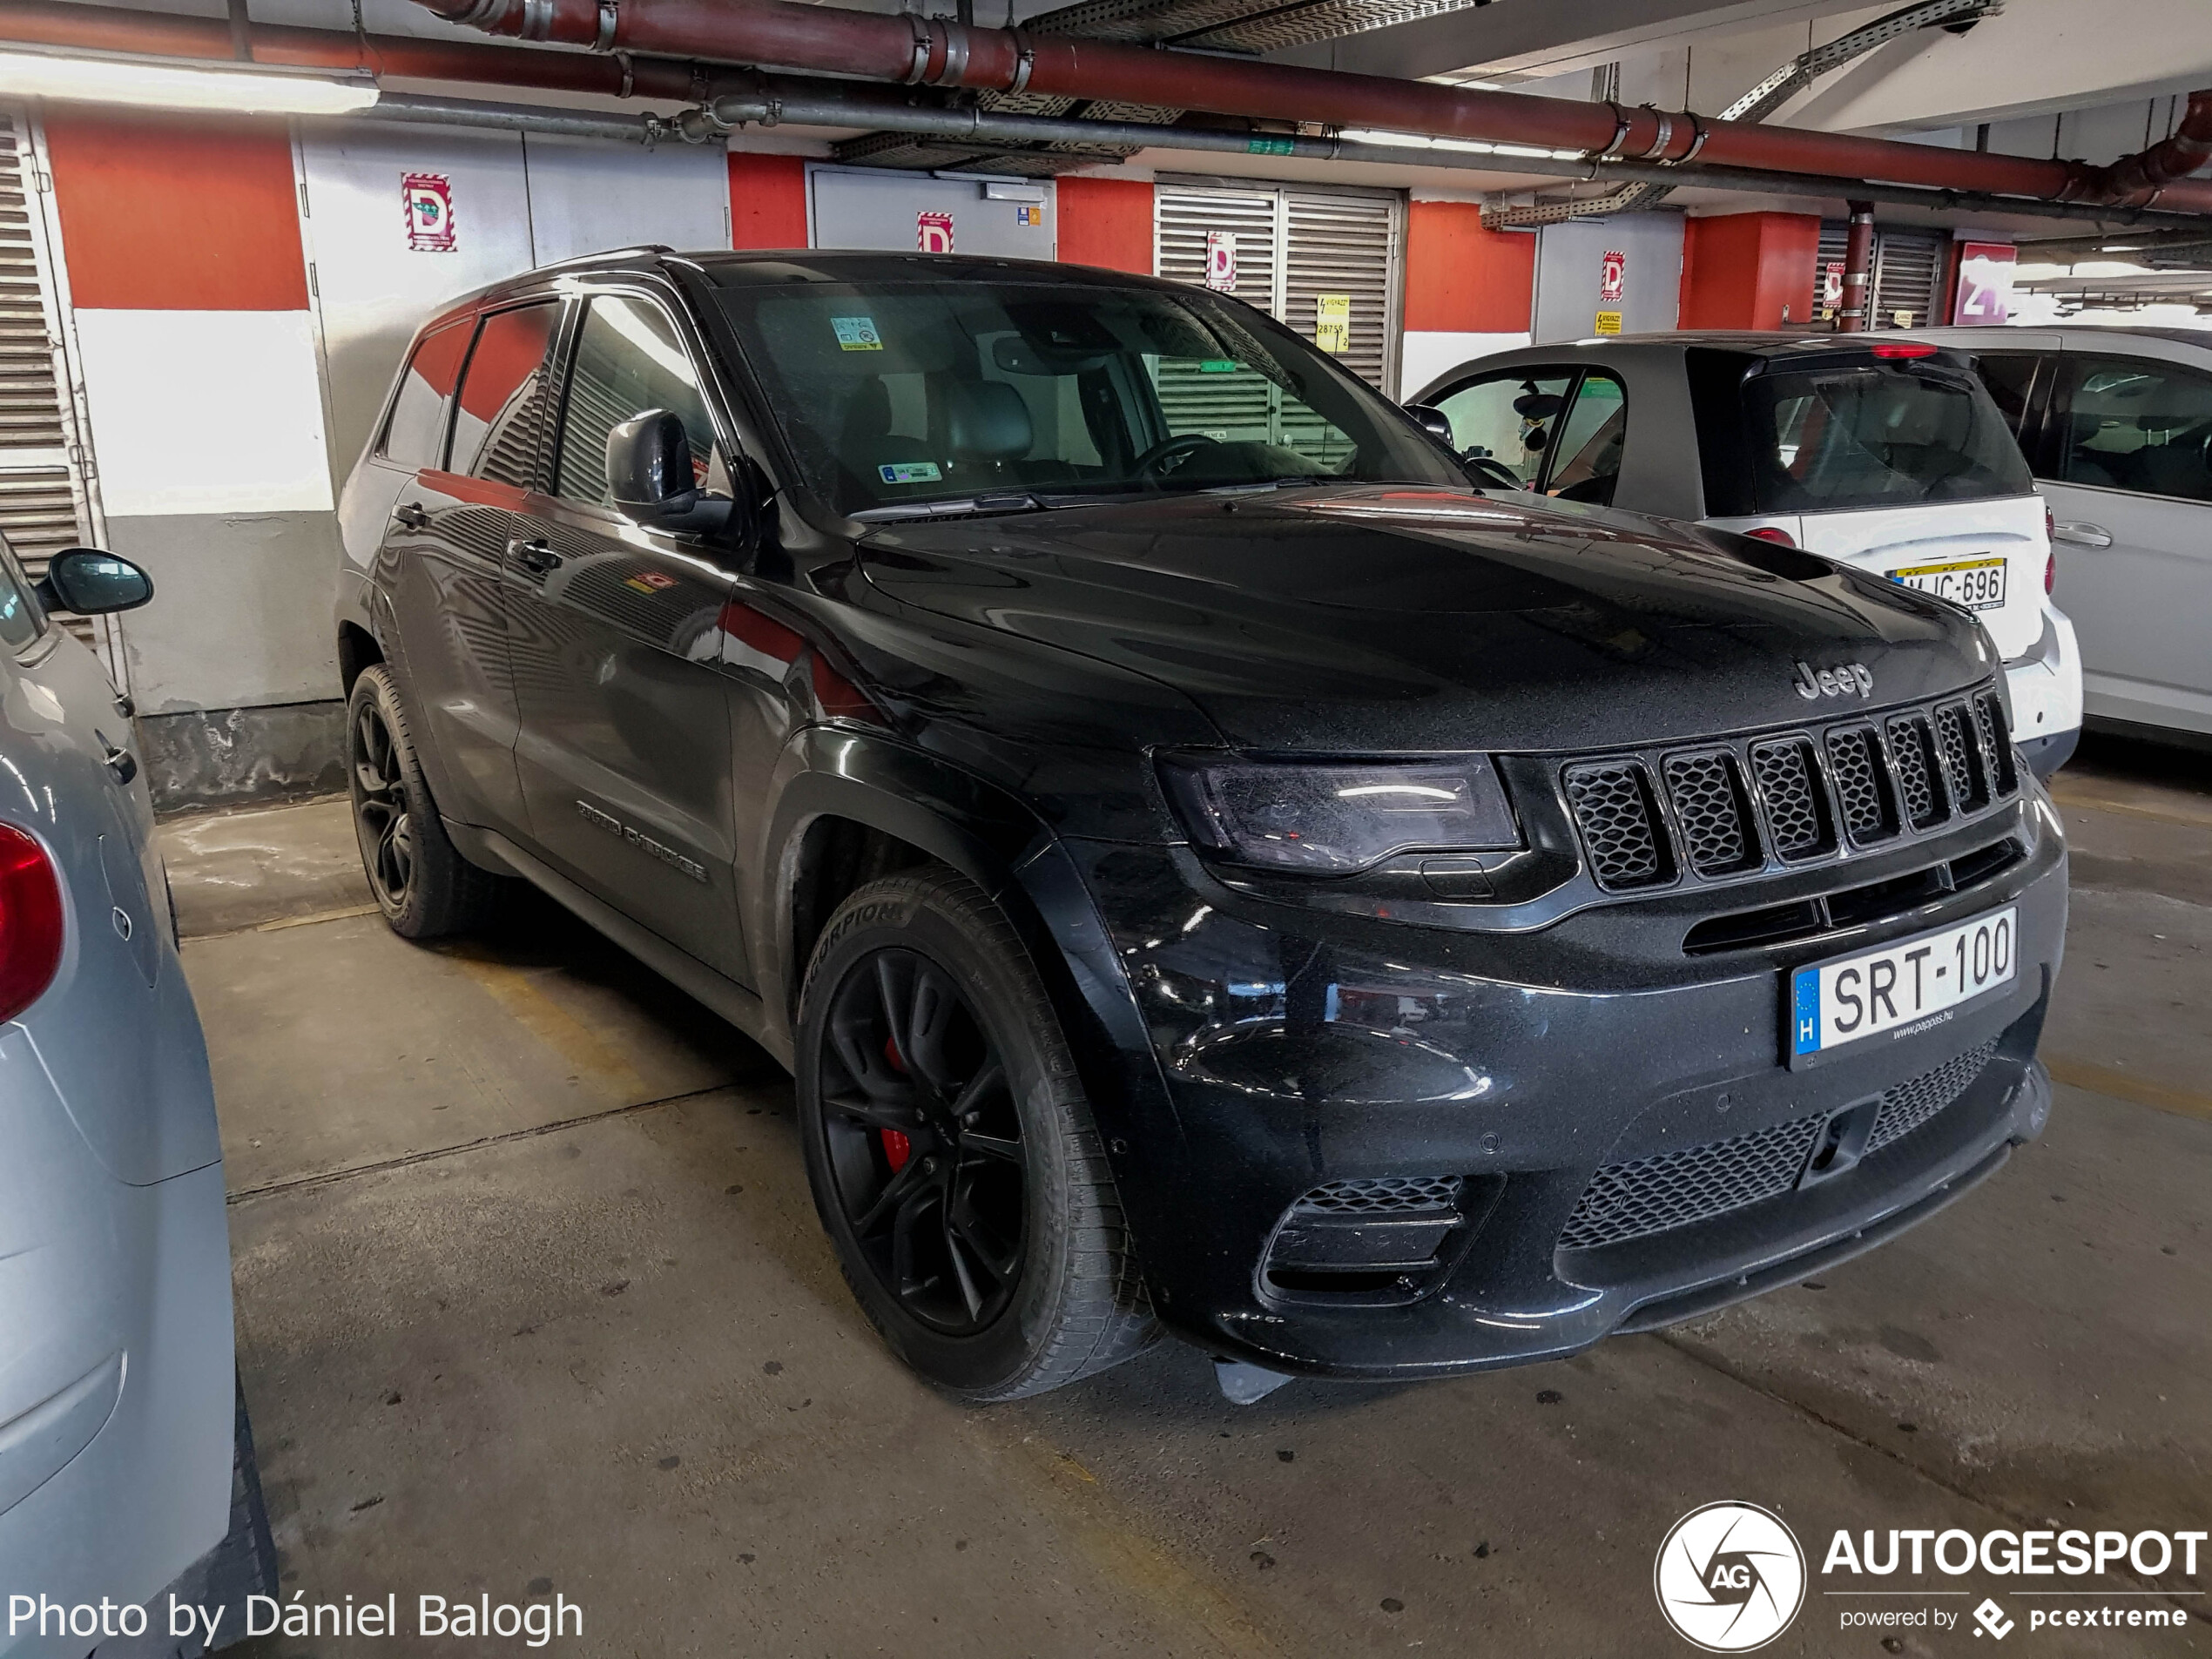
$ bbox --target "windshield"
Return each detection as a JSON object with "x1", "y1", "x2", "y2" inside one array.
[
  {"x1": 1740, "y1": 362, "x2": 2031, "y2": 514},
  {"x1": 708, "y1": 276, "x2": 1462, "y2": 516}
]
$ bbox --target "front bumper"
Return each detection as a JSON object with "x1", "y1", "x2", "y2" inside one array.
[{"x1": 1061, "y1": 792, "x2": 2066, "y2": 1380}]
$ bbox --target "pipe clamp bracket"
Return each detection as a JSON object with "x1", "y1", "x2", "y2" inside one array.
[{"x1": 592, "y1": 0, "x2": 618, "y2": 51}]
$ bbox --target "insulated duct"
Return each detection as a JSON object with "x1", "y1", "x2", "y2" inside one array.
[{"x1": 413, "y1": 0, "x2": 2212, "y2": 213}]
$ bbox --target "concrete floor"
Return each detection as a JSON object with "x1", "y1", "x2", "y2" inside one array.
[{"x1": 166, "y1": 740, "x2": 2211, "y2": 1658}]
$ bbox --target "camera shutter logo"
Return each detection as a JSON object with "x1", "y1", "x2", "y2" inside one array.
[{"x1": 1654, "y1": 1502, "x2": 1806, "y2": 1651}]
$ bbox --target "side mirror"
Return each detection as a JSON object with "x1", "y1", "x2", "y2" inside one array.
[
  {"x1": 36, "y1": 549, "x2": 152, "y2": 615},
  {"x1": 605, "y1": 409, "x2": 736, "y2": 536},
  {"x1": 1404, "y1": 403, "x2": 1455, "y2": 446}
]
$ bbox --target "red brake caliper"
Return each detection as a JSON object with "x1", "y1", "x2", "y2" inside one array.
[{"x1": 880, "y1": 1034, "x2": 913, "y2": 1172}]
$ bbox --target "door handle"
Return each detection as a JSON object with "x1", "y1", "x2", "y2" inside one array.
[
  {"x1": 2053, "y1": 521, "x2": 2112, "y2": 548},
  {"x1": 394, "y1": 502, "x2": 431, "y2": 530},
  {"x1": 509, "y1": 537, "x2": 563, "y2": 574}
]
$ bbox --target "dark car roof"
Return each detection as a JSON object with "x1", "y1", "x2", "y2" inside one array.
[
  {"x1": 429, "y1": 246, "x2": 1203, "y2": 332},
  {"x1": 1506, "y1": 331, "x2": 1946, "y2": 360}
]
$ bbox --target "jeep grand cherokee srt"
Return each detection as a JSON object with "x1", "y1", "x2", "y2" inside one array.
[{"x1": 334, "y1": 248, "x2": 2064, "y2": 1399}]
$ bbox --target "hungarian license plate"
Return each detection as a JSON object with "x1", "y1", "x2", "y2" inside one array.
[
  {"x1": 1790, "y1": 907, "x2": 2016, "y2": 1060},
  {"x1": 1888, "y1": 556, "x2": 2006, "y2": 611}
]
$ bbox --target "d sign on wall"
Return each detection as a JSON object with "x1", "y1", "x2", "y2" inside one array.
[
  {"x1": 403, "y1": 173, "x2": 456, "y2": 253},
  {"x1": 918, "y1": 210, "x2": 954, "y2": 253}
]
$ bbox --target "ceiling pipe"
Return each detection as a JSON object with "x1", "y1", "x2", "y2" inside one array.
[
  {"x1": 696, "y1": 84, "x2": 2209, "y2": 226},
  {"x1": 415, "y1": 0, "x2": 2212, "y2": 214},
  {"x1": 0, "y1": 0, "x2": 703, "y2": 102}
]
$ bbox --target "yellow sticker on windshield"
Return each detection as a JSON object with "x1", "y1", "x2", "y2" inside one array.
[{"x1": 833, "y1": 316, "x2": 883, "y2": 351}]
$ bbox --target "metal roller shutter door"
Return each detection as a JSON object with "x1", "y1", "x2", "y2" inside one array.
[{"x1": 0, "y1": 111, "x2": 107, "y2": 663}]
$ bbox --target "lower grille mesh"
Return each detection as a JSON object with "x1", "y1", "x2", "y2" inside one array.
[
  {"x1": 1295, "y1": 1175, "x2": 1463, "y2": 1215},
  {"x1": 1559, "y1": 1043, "x2": 2002, "y2": 1251},
  {"x1": 1869, "y1": 1039, "x2": 1999, "y2": 1153}
]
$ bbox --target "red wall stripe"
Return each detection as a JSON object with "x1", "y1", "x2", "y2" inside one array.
[
  {"x1": 1403, "y1": 202, "x2": 1533, "y2": 334},
  {"x1": 1055, "y1": 177, "x2": 1154, "y2": 274},
  {"x1": 729, "y1": 152, "x2": 809, "y2": 250},
  {"x1": 44, "y1": 110, "x2": 307, "y2": 311}
]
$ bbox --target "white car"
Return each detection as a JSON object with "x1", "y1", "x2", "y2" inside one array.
[
  {"x1": 1903, "y1": 325, "x2": 2210, "y2": 745},
  {"x1": 1410, "y1": 334, "x2": 2083, "y2": 777}
]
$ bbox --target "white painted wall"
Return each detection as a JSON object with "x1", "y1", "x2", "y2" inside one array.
[
  {"x1": 1400, "y1": 331, "x2": 1533, "y2": 401},
  {"x1": 74, "y1": 310, "x2": 334, "y2": 516}
]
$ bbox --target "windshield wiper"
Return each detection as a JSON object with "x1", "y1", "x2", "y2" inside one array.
[{"x1": 852, "y1": 491, "x2": 1042, "y2": 523}]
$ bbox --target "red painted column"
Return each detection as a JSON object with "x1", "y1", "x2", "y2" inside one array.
[
  {"x1": 1678, "y1": 212, "x2": 1819, "y2": 331},
  {"x1": 728, "y1": 151, "x2": 808, "y2": 249}
]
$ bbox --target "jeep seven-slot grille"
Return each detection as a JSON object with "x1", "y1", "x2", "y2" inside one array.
[
  {"x1": 1561, "y1": 685, "x2": 2019, "y2": 895},
  {"x1": 1563, "y1": 762, "x2": 1668, "y2": 888},
  {"x1": 1559, "y1": 1042, "x2": 2001, "y2": 1250}
]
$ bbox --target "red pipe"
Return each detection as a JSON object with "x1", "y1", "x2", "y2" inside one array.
[
  {"x1": 0, "y1": 0, "x2": 701, "y2": 101},
  {"x1": 416, "y1": 0, "x2": 2212, "y2": 212},
  {"x1": 1837, "y1": 201, "x2": 1876, "y2": 333}
]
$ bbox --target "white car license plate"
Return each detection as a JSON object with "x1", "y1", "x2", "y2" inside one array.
[
  {"x1": 1887, "y1": 556, "x2": 2006, "y2": 611},
  {"x1": 1790, "y1": 907, "x2": 2016, "y2": 1060}
]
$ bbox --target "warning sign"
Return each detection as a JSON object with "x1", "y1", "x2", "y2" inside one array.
[
  {"x1": 1598, "y1": 248, "x2": 1626, "y2": 304},
  {"x1": 1314, "y1": 293, "x2": 1352, "y2": 355},
  {"x1": 402, "y1": 173, "x2": 455, "y2": 253},
  {"x1": 917, "y1": 211, "x2": 954, "y2": 254},
  {"x1": 1204, "y1": 231, "x2": 1237, "y2": 293},
  {"x1": 1593, "y1": 310, "x2": 1623, "y2": 335}
]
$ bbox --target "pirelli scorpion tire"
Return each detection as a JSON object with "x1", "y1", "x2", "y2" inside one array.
[
  {"x1": 796, "y1": 868, "x2": 1157, "y2": 1401},
  {"x1": 347, "y1": 664, "x2": 510, "y2": 941}
]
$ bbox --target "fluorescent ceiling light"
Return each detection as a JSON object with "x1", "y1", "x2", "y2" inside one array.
[
  {"x1": 1340, "y1": 127, "x2": 1584, "y2": 161},
  {"x1": 0, "y1": 46, "x2": 378, "y2": 116}
]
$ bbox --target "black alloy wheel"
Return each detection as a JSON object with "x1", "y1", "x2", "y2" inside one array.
[
  {"x1": 345, "y1": 664, "x2": 510, "y2": 940},
  {"x1": 797, "y1": 869, "x2": 1157, "y2": 1400},
  {"x1": 352, "y1": 697, "x2": 415, "y2": 912},
  {"x1": 818, "y1": 948, "x2": 1027, "y2": 1334}
]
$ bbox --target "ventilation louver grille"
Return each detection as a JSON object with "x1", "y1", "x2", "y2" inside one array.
[
  {"x1": 1750, "y1": 738, "x2": 1833, "y2": 860},
  {"x1": 1664, "y1": 751, "x2": 1758, "y2": 875}
]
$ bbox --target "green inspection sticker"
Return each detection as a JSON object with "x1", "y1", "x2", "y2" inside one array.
[
  {"x1": 1198, "y1": 360, "x2": 1240, "y2": 373},
  {"x1": 879, "y1": 462, "x2": 942, "y2": 484},
  {"x1": 832, "y1": 316, "x2": 883, "y2": 351}
]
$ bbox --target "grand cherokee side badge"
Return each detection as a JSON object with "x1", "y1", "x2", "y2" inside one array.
[
  {"x1": 576, "y1": 799, "x2": 709, "y2": 884},
  {"x1": 1793, "y1": 660, "x2": 1874, "y2": 701}
]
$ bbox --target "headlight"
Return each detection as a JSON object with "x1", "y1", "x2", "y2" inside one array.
[{"x1": 1157, "y1": 756, "x2": 1521, "y2": 873}]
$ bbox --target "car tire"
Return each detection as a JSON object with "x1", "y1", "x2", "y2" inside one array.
[
  {"x1": 346, "y1": 664, "x2": 509, "y2": 940},
  {"x1": 796, "y1": 868, "x2": 1157, "y2": 1401}
]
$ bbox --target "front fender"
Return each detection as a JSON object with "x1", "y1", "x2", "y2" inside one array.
[{"x1": 753, "y1": 726, "x2": 1192, "y2": 1281}]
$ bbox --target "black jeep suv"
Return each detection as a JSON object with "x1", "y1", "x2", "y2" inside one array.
[{"x1": 336, "y1": 248, "x2": 2064, "y2": 1400}]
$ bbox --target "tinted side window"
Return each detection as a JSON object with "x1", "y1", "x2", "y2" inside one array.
[
  {"x1": 0, "y1": 539, "x2": 42, "y2": 652},
  {"x1": 378, "y1": 319, "x2": 473, "y2": 470},
  {"x1": 1435, "y1": 371, "x2": 1574, "y2": 488},
  {"x1": 2053, "y1": 355, "x2": 2212, "y2": 503},
  {"x1": 1546, "y1": 372, "x2": 1626, "y2": 506},
  {"x1": 1972, "y1": 351, "x2": 2044, "y2": 443},
  {"x1": 452, "y1": 302, "x2": 560, "y2": 488},
  {"x1": 554, "y1": 295, "x2": 716, "y2": 508}
]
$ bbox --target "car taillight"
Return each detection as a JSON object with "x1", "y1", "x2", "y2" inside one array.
[
  {"x1": 2045, "y1": 509, "x2": 2057, "y2": 593},
  {"x1": 0, "y1": 824, "x2": 63, "y2": 1023},
  {"x1": 1744, "y1": 527, "x2": 1796, "y2": 547},
  {"x1": 1871, "y1": 341, "x2": 1937, "y2": 359}
]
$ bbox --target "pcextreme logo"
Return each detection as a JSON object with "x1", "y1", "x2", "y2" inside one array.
[{"x1": 1655, "y1": 1502, "x2": 1808, "y2": 1652}]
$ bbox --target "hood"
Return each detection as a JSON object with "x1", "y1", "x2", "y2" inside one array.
[{"x1": 858, "y1": 486, "x2": 1997, "y2": 754}]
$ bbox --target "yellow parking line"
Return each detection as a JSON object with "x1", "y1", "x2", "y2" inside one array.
[
  {"x1": 2046, "y1": 1055, "x2": 2212, "y2": 1124},
  {"x1": 438, "y1": 942, "x2": 651, "y2": 1103},
  {"x1": 2046, "y1": 784, "x2": 2212, "y2": 832}
]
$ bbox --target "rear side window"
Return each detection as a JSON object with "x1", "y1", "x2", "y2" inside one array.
[
  {"x1": 378, "y1": 319, "x2": 472, "y2": 470},
  {"x1": 1972, "y1": 351, "x2": 2045, "y2": 442},
  {"x1": 1740, "y1": 362, "x2": 2030, "y2": 514},
  {"x1": 451, "y1": 301, "x2": 560, "y2": 488},
  {"x1": 2053, "y1": 355, "x2": 2212, "y2": 503}
]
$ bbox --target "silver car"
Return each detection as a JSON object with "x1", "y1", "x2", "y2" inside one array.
[
  {"x1": 0, "y1": 543, "x2": 266, "y2": 1657},
  {"x1": 1905, "y1": 325, "x2": 2212, "y2": 745}
]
